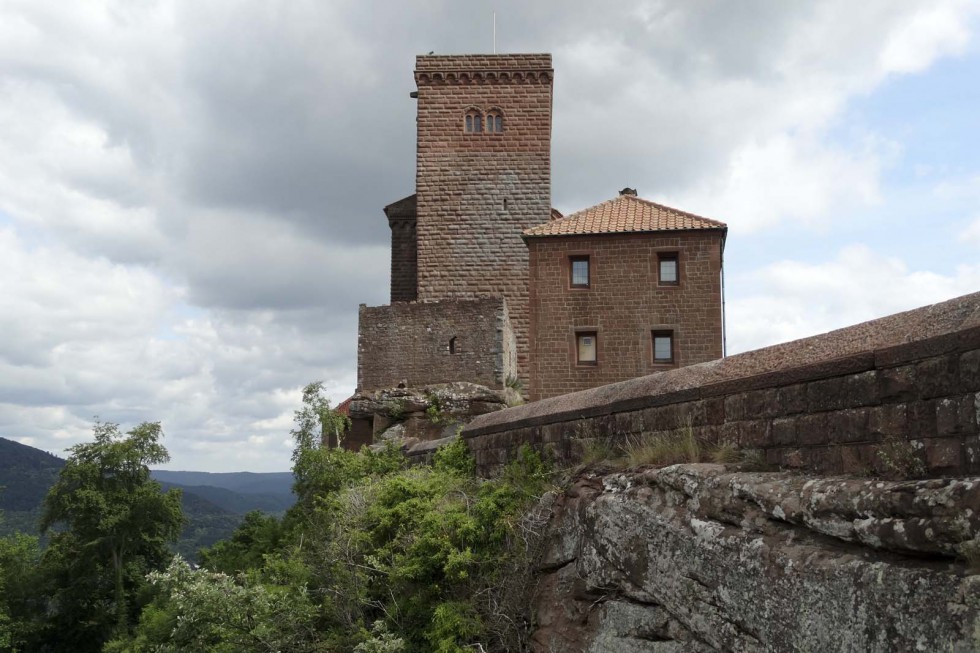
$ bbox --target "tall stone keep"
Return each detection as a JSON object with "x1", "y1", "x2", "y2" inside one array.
[{"x1": 413, "y1": 54, "x2": 553, "y2": 385}]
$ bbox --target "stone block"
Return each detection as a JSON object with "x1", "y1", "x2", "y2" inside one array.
[
  {"x1": 801, "y1": 446, "x2": 842, "y2": 475},
  {"x1": 705, "y1": 397, "x2": 726, "y2": 425},
  {"x1": 960, "y1": 349, "x2": 980, "y2": 392},
  {"x1": 613, "y1": 410, "x2": 644, "y2": 436},
  {"x1": 916, "y1": 355, "x2": 959, "y2": 400},
  {"x1": 740, "y1": 420, "x2": 771, "y2": 448},
  {"x1": 724, "y1": 394, "x2": 747, "y2": 422},
  {"x1": 840, "y1": 444, "x2": 877, "y2": 475},
  {"x1": 965, "y1": 436, "x2": 980, "y2": 475},
  {"x1": 828, "y1": 408, "x2": 870, "y2": 444},
  {"x1": 807, "y1": 377, "x2": 845, "y2": 412},
  {"x1": 797, "y1": 413, "x2": 829, "y2": 446},
  {"x1": 878, "y1": 365, "x2": 917, "y2": 402},
  {"x1": 842, "y1": 371, "x2": 878, "y2": 407},
  {"x1": 935, "y1": 395, "x2": 978, "y2": 437},
  {"x1": 923, "y1": 437, "x2": 962, "y2": 474},
  {"x1": 868, "y1": 404, "x2": 906, "y2": 440},
  {"x1": 776, "y1": 384, "x2": 807, "y2": 416},
  {"x1": 907, "y1": 400, "x2": 937, "y2": 439},
  {"x1": 771, "y1": 417, "x2": 797, "y2": 446}
]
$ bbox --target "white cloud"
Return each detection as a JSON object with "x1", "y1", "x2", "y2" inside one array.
[
  {"x1": 960, "y1": 216, "x2": 980, "y2": 246},
  {"x1": 727, "y1": 245, "x2": 980, "y2": 354}
]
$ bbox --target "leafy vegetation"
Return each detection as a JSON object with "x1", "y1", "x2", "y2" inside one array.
[
  {"x1": 1, "y1": 384, "x2": 553, "y2": 651},
  {"x1": 109, "y1": 384, "x2": 553, "y2": 652}
]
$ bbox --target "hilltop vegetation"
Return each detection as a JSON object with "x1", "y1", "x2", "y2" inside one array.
[{"x1": 1, "y1": 383, "x2": 553, "y2": 652}]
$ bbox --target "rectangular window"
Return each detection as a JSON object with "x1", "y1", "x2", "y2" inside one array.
[
  {"x1": 570, "y1": 256, "x2": 590, "y2": 287},
  {"x1": 577, "y1": 332, "x2": 597, "y2": 364},
  {"x1": 658, "y1": 252, "x2": 679, "y2": 285},
  {"x1": 653, "y1": 330, "x2": 674, "y2": 363}
]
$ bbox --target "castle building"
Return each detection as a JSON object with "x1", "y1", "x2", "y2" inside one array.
[{"x1": 356, "y1": 53, "x2": 726, "y2": 408}]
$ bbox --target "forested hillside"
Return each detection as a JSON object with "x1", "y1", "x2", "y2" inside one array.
[{"x1": 0, "y1": 437, "x2": 292, "y2": 559}]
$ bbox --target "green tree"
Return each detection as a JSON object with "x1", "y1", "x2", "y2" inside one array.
[
  {"x1": 198, "y1": 510, "x2": 284, "y2": 574},
  {"x1": 39, "y1": 420, "x2": 184, "y2": 648},
  {"x1": 0, "y1": 526, "x2": 44, "y2": 651}
]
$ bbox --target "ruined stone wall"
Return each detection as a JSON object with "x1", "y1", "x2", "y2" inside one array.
[
  {"x1": 357, "y1": 298, "x2": 514, "y2": 392},
  {"x1": 527, "y1": 231, "x2": 724, "y2": 400},
  {"x1": 462, "y1": 291, "x2": 980, "y2": 478},
  {"x1": 414, "y1": 54, "x2": 553, "y2": 388}
]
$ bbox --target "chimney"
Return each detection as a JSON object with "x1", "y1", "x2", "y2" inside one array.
[{"x1": 619, "y1": 187, "x2": 637, "y2": 196}]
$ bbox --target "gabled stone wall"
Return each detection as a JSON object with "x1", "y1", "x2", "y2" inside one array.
[
  {"x1": 527, "y1": 230, "x2": 724, "y2": 400},
  {"x1": 462, "y1": 291, "x2": 980, "y2": 478}
]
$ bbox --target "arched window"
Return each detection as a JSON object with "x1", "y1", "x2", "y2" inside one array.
[
  {"x1": 464, "y1": 109, "x2": 483, "y2": 133},
  {"x1": 449, "y1": 336, "x2": 457, "y2": 354},
  {"x1": 486, "y1": 109, "x2": 504, "y2": 133}
]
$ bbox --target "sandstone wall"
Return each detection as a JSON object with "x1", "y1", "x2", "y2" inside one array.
[
  {"x1": 527, "y1": 231, "x2": 724, "y2": 400},
  {"x1": 357, "y1": 298, "x2": 514, "y2": 392},
  {"x1": 463, "y1": 291, "x2": 980, "y2": 477}
]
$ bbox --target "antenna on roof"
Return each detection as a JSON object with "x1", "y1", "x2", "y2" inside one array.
[{"x1": 493, "y1": 11, "x2": 496, "y2": 54}]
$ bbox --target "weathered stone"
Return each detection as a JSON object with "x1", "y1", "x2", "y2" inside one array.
[
  {"x1": 961, "y1": 349, "x2": 980, "y2": 392},
  {"x1": 533, "y1": 465, "x2": 980, "y2": 652},
  {"x1": 878, "y1": 365, "x2": 917, "y2": 402},
  {"x1": 917, "y1": 354, "x2": 960, "y2": 399}
]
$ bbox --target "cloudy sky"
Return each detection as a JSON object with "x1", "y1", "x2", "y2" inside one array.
[{"x1": 1, "y1": 1, "x2": 979, "y2": 472}]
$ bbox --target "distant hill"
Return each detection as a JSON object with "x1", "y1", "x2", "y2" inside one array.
[
  {"x1": 151, "y1": 470, "x2": 294, "y2": 507},
  {"x1": 0, "y1": 437, "x2": 295, "y2": 561}
]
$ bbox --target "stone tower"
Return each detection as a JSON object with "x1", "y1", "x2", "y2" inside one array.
[
  {"x1": 359, "y1": 54, "x2": 552, "y2": 393},
  {"x1": 413, "y1": 54, "x2": 553, "y2": 385}
]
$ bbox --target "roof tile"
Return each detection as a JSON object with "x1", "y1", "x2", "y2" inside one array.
[{"x1": 525, "y1": 194, "x2": 726, "y2": 237}]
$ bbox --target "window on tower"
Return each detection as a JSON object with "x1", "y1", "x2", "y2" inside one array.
[
  {"x1": 464, "y1": 109, "x2": 483, "y2": 133},
  {"x1": 486, "y1": 110, "x2": 504, "y2": 133}
]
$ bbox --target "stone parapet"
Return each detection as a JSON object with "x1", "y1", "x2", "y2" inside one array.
[{"x1": 463, "y1": 290, "x2": 980, "y2": 477}]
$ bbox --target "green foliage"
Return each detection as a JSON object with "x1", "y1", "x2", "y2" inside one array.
[
  {"x1": 106, "y1": 556, "x2": 319, "y2": 653},
  {"x1": 130, "y1": 428, "x2": 549, "y2": 652},
  {"x1": 198, "y1": 510, "x2": 285, "y2": 574},
  {"x1": 432, "y1": 433, "x2": 475, "y2": 477},
  {"x1": 291, "y1": 381, "x2": 352, "y2": 453},
  {"x1": 424, "y1": 391, "x2": 447, "y2": 424},
  {"x1": 39, "y1": 420, "x2": 184, "y2": 649},
  {"x1": 0, "y1": 528, "x2": 44, "y2": 652}
]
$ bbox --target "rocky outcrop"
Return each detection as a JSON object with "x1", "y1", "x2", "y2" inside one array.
[
  {"x1": 533, "y1": 464, "x2": 980, "y2": 652},
  {"x1": 349, "y1": 382, "x2": 519, "y2": 452}
]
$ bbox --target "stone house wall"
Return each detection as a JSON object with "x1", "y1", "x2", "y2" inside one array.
[
  {"x1": 357, "y1": 298, "x2": 515, "y2": 392},
  {"x1": 461, "y1": 291, "x2": 980, "y2": 478},
  {"x1": 527, "y1": 231, "x2": 724, "y2": 400}
]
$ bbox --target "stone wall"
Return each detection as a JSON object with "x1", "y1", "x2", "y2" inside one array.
[
  {"x1": 357, "y1": 298, "x2": 515, "y2": 392},
  {"x1": 385, "y1": 194, "x2": 417, "y2": 303},
  {"x1": 527, "y1": 231, "x2": 724, "y2": 400},
  {"x1": 414, "y1": 54, "x2": 553, "y2": 389},
  {"x1": 462, "y1": 291, "x2": 980, "y2": 477}
]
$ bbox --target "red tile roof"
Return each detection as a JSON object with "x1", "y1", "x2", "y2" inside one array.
[
  {"x1": 335, "y1": 396, "x2": 353, "y2": 416},
  {"x1": 525, "y1": 194, "x2": 726, "y2": 238}
]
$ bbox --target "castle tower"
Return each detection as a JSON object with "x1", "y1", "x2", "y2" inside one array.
[{"x1": 413, "y1": 54, "x2": 553, "y2": 385}]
